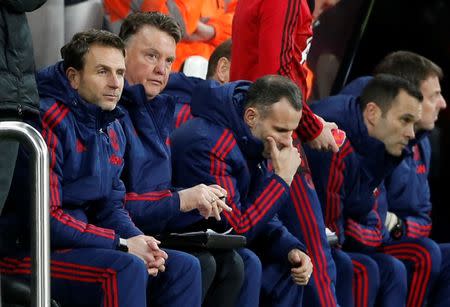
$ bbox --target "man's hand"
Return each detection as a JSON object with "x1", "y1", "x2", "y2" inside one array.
[
  {"x1": 307, "y1": 116, "x2": 339, "y2": 153},
  {"x1": 288, "y1": 249, "x2": 313, "y2": 286},
  {"x1": 179, "y1": 184, "x2": 232, "y2": 220},
  {"x1": 268, "y1": 136, "x2": 301, "y2": 186},
  {"x1": 127, "y1": 235, "x2": 168, "y2": 276}
]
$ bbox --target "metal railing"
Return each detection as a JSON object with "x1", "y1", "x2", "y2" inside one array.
[{"x1": 0, "y1": 121, "x2": 50, "y2": 307}]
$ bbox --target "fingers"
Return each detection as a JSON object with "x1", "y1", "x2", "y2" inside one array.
[
  {"x1": 153, "y1": 248, "x2": 168, "y2": 260},
  {"x1": 141, "y1": 252, "x2": 156, "y2": 265},
  {"x1": 291, "y1": 265, "x2": 313, "y2": 285},
  {"x1": 266, "y1": 136, "x2": 279, "y2": 159},
  {"x1": 200, "y1": 193, "x2": 213, "y2": 218},
  {"x1": 209, "y1": 184, "x2": 228, "y2": 198},
  {"x1": 326, "y1": 121, "x2": 338, "y2": 130},
  {"x1": 203, "y1": 185, "x2": 231, "y2": 220},
  {"x1": 148, "y1": 267, "x2": 159, "y2": 276},
  {"x1": 291, "y1": 274, "x2": 310, "y2": 285},
  {"x1": 328, "y1": 138, "x2": 340, "y2": 153},
  {"x1": 211, "y1": 201, "x2": 221, "y2": 220},
  {"x1": 215, "y1": 198, "x2": 232, "y2": 212},
  {"x1": 145, "y1": 237, "x2": 161, "y2": 251}
]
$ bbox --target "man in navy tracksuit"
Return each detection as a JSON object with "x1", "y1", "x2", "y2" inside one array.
[
  {"x1": 345, "y1": 51, "x2": 449, "y2": 307},
  {"x1": 307, "y1": 74, "x2": 441, "y2": 307},
  {"x1": 164, "y1": 39, "x2": 263, "y2": 307},
  {"x1": 117, "y1": 12, "x2": 246, "y2": 307},
  {"x1": 0, "y1": 29, "x2": 201, "y2": 306},
  {"x1": 166, "y1": 39, "x2": 339, "y2": 307},
  {"x1": 171, "y1": 75, "x2": 314, "y2": 306}
]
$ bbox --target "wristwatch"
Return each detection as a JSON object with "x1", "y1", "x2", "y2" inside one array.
[
  {"x1": 117, "y1": 237, "x2": 128, "y2": 252},
  {"x1": 390, "y1": 219, "x2": 404, "y2": 240}
]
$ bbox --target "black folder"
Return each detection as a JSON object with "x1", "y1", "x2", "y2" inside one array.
[{"x1": 158, "y1": 231, "x2": 246, "y2": 250}]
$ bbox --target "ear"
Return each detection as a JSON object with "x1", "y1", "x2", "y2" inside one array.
[
  {"x1": 216, "y1": 57, "x2": 230, "y2": 84},
  {"x1": 363, "y1": 101, "x2": 382, "y2": 126},
  {"x1": 66, "y1": 67, "x2": 81, "y2": 90},
  {"x1": 243, "y1": 107, "x2": 259, "y2": 128}
]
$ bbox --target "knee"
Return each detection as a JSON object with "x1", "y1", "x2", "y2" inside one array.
[
  {"x1": 224, "y1": 250, "x2": 245, "y2": 281},
  {"x1": 356, "y1": 257, "x2": 380, "y2": 292},
  {"x1": 391, "y1": 257, "x2": 407, "y2": 279},
  {"x1": 240, "y1": 248, "x2": 262, "y2": 281},
  {"x1": 417, "y1": 238, "x2": 442, "y2": 275},
  {"x1": 197, "y1": 252, "x2": 217, "y2": 283},
  {"x1": 183, "y1": 253, "x2": 202, "y2": 276},
  {"x1": 383, "y1": 256, "x2": 407, "y2": 287},
  {"x1": 166, "y1": 250, "x2": 202, "y2": 278},
  {"x1": 121, "y1": 253, "x2": 149, "y2": 283},
  {"x1": 333, "y1": 250, "x2": 354, "y2": 278}
]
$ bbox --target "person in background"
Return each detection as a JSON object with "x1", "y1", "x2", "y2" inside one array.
[
  {"x1": 164, "y1": 38, "x2": 232, "y2": 129},
  {"x1": 103, "y1": 0, "x2": 235, "y2": 71}
]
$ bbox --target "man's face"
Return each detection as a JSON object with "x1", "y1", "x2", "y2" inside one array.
[
  {"x1": 371, "y1": 90, "x2": 422, "y2": 156},
  {"x1": 125, "y1": 25, "x2": 176, "y2": 99},
  {"x1": 247, "y1": 98, "x2": 302, "y2": 158},
  {"x1": 313, "y1": 0, "x2": 341, "y2": 20},
  {"x1": 416, "y1": 75, "x2": 447, "y2": 131},
  {"x1": 69, "y1": 45, "x2": 125, "y2": 111}
]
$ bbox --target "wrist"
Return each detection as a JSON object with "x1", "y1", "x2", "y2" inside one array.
[
  {"x1": 390, "y1": 218, "x2": 404, "y2": 240},
  {"x1": 117, "y1": 237, "x2": 129, "y2": 252}
]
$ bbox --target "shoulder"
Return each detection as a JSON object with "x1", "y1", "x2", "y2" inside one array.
[{"x1": 40, "y1": 99, "x2": 72, "y2": 133}]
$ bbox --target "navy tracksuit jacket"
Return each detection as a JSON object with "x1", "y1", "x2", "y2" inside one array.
[
  {"x1": 379, "y1": 133, "x2": 450, "y2": 307},
  {"x1": 0, "y1": 62, "x2": 201, "y2": 307},
  {"x1": 166, "y1": 72, "x2": 338, "y2": 307},
  {"x1": 118, "y1": 83, "x2": 196, "y2": 234},
  {"x1": 312, "y1": 77, "x2": 442, "y2": 307},
  {"x1": 170, "y1": 79, "x2": 308, "y2": 306}
]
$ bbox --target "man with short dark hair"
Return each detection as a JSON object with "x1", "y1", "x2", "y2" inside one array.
[
  {"x1": 343, "y1": 50, "x2": 449, "y2": 307},
  {"x1": 0, "y1": 29, "x2": 202, "y2": 306},
  {"x1": 306, "y1": 74, "x2": 442, "y2": 306},
  {"x1": 171, "y1": 74, "x2": 314, "y2": 306}
]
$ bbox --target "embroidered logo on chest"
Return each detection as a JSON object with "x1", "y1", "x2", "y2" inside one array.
[{"x1": 76, "y1": 139, "x2": 87, "y2": 153}]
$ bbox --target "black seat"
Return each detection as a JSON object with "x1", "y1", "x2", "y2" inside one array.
[{"x1": 1, "y1": 274, "x2": 60, "y2": 307}]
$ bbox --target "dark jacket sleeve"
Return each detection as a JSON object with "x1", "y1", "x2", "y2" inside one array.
[
  {"x1": 175, "y1": 132, "x2": 291, "y2": 243},
  {"x1": 251, "y1": 216, "x2": 306, "y2": 264},
  {"x1": 124, "y1": 189, "x2": 184, "y2": 234},
  {"x1": 2, "y1": 0, "x2": 46, "y2": 12},
  {"x1": 43, "y1": 111, "x2": 119, "y2": 249},
  {"x1": 342, "y1": 152, "x2": 383, "y2": 252},
  {"x1": 383, "y1": 140, "x2": 432, "y2": 239},
  {"x1": 95, "y1": 176, "x2": 143, "y2": 239}
]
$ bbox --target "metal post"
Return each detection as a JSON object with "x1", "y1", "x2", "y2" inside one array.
[{"x1": 0, "y1": 121, "x2": 50, "y2": 307}]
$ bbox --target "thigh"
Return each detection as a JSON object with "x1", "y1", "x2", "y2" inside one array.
[{"x1": 1, "y1": 248, "x2": 148, "y2": 307}]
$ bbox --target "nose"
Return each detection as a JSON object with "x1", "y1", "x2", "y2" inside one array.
[
  {"x1": 108, "y1": 73, "x2": 121, "y2": 89},
  {"x1": 439, "y1": 95, "x2": 447, "y2": 110},
  {"x1": 154, "y1": 59, "x2": 167, "y2": 75},
  {"x1": 405, "y1": 124, "x2": 415, "y2": 140},
  {"x1": 279, "y1": 132, "x2": 293, "y2": 147}
]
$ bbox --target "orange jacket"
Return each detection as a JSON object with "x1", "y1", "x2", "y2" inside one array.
[
  {"x1": 173, "y1": 0, "x2": 236, "y2": 71},
  {"x1": 104, "y1": 0, "x2": 202, "y2": 35},
  {"x1": 103, "y1": 0, "x2": 235, "y2": 71}
]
